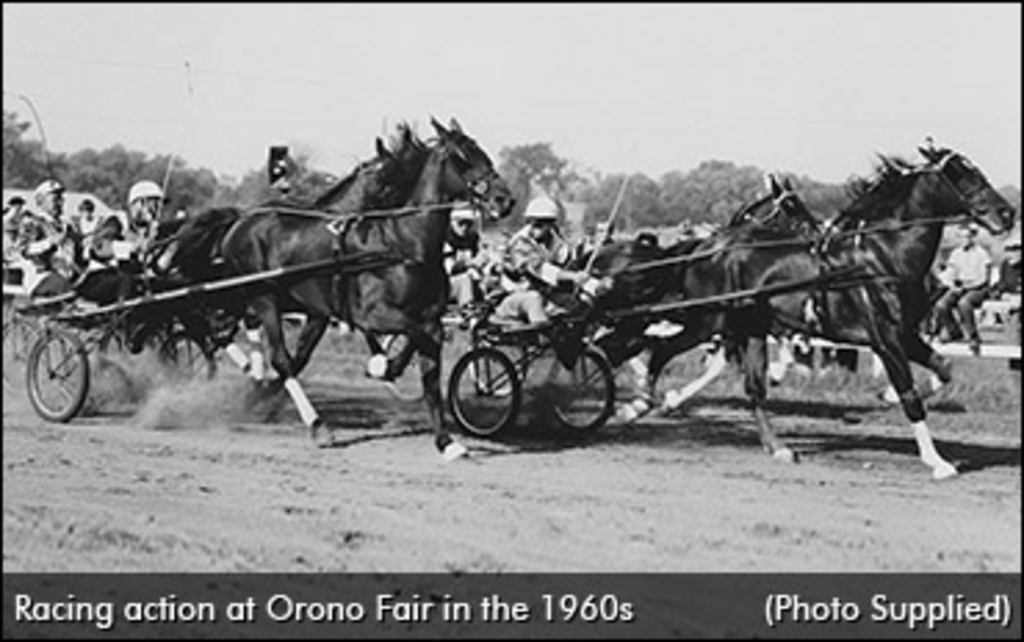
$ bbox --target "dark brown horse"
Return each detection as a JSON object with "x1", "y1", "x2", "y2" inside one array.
[
  {"x1": 580, "y1": 174, "x2": 816, "y2": 419},
  {"x1": 596, "y1": 145, "x2": 1015, "y2": 479},
  {"x1": 217, "y1": 118, "x2": 513, "y2": 459}
]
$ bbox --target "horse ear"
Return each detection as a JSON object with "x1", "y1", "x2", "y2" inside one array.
[
  {"x1": 448, "y1": 117, "x2": 464, "y2": 134},
  {"x1": 782, "y1": 177, "x2": 795, "y2": 192},
  {"x1": 766, "y1": 173, "x2": 782, "y2": 197},
  {"x1": 376, "y1": 137, "x2": 390, "y2": 158},
  {"x1": 431, "y1": 117, "x2": 449, "y2": 138},
  {"x1": 918, "y1": 146, "x2": 940, "y2": 164}
]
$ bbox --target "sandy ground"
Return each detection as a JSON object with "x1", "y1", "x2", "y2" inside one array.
[{"x1": 3, "y1": 338, "x2": 1021, "y2": 574}]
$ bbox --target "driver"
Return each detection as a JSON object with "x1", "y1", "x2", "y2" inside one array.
[{"x1": 494, "y1": 195, "x2": 594, "y2": 326}]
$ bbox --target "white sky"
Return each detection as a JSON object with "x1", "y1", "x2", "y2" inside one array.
[{"x1": 3, "y1": 3, "x2": 1021, "y2": 187}]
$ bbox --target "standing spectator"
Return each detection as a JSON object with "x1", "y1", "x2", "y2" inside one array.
[{"x1": 933, "y1": 222, "x2": 992, "y2": 354}]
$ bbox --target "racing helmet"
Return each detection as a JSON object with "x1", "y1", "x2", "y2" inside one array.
[
  {"x1": 523, "y1": 195, "x2": 559, "y2": 221},
  {"x1": 128, "y1": 180, "x2": 164, "y2": 205},
  {"x1": 451, "y1": 206, "x2": 477, "y2": 222},
  {"x1": 33, "y1": 179, "x2": 65, "y2": 207}
]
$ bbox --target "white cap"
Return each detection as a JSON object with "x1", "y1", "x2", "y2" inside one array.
[
  {"x1": 128, "y1": 180, "x2": 164, "y2": 205},
  {"x1": 524, "y1": 195, "x2": 558, "y2": 220}
]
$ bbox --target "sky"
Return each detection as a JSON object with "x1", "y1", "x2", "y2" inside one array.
[{"x1": 3, "y1": 3, "x2": 1021, "y2": 188}]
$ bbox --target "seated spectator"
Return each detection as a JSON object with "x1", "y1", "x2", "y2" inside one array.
[
  {"x1": 3, "y1": 195, "x2": 28, "y2": 284},
  {"x1": 932, "y1": 222, "x2": 992, "y2": 354}
]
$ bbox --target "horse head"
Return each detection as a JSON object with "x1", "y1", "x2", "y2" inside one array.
[
  {"x1": 918, "y1": 144, "x2": 1016, "y2": 236},
  {"x1": 430, "y1": 117, "x2": 515, "y2": 220},
  {"x1": 727, "y1": 173, "x2": 821, "y2": 237}
]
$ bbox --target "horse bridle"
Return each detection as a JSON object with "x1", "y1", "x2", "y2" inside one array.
[{"x1": 439, "y1": 134, "x2": 501, "y2": 214}]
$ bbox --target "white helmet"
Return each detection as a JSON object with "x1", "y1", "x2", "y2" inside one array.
[
  {"x1": 128, "y1": 180, "x2": 164, "y2": 205},
  {"x1": 523, "y1": 195, "x2": 559, "y2": 221},
  {"x1": 33, "y1": 179, "x2": 65, "y2": 207},
  {"x1": 451, "y1": 206, "x2": 477, "y2": 222}
]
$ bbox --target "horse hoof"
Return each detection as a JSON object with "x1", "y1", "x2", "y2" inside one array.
[
  {"x1": 931, "y1": 462, "x2": 958, "y2": 480},
  {"x1": 617, "y1": 398, "x2": 651, "y2": 424},
  {"x1": 310, "y1": 419, "x2": 332, "y2": 448},
  {"x1": 773, "y1": 448, "x2": 798, "y2": 464},
  {"x1": 441, "y1": 441, "x2": 468, "y2": 462}
]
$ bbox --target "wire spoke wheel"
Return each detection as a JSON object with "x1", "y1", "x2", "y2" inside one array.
[
  {"x1": 3, "y1": 303, "x2": 39, "y2": 393},
  {"x1": 543, "y1": 345, "x2": 616, "y2": 432},
  {"x1": 447, "y1": 346, "x2": 521, "y2": 436},
  {"x1": 26, "y1": 328, "x2": 90, "y2": 423}
]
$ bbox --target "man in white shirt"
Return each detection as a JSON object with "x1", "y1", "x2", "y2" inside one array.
[{"x1": 933, "y1": 223, "x2": 992, "y2": 354}]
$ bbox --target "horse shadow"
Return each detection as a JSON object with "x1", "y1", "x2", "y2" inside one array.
[{"x1": 473, "y1": 392, "x2": 1020, "y2": 474}]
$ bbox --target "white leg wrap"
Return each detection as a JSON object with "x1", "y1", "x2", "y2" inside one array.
[
  {"x1": 628, "y1": 356, "x2": 649, "y2": 388},
  {"x1": 284, "y1": 377, "x2": 319, "y2": 426},
  {"x1": 245, "y1": 328, "x2": 262, "y2": 344},
  {"x1": 617, "y1": 397, "x2": 651, "y2": 423},
  {"x1": 663, "y1": 348, "x2": 727, "y2": 411},
  {"x1": 913, "y1": 421, "x2": 957, "y2": 479},
  {"x1": 367, "y1": 354, "x2": 388, "y2": 379},
  {"x1": 441, "y1": 440, "x2": 468, "y2": 462},
  {"x1": 250, "y1": 351, "x2": 265, "y2": 381},
  {"x1": 882, "y1": 385, "x2": 900, "y2": 405},
  {"x1": 225, "y1": 343, "x2": 250, "y2": 372}
]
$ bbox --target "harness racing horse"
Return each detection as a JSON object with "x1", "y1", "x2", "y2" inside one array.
[
  {"x1": 600, "y1": 145, "x2": 1015, "y2": 479},
  {"x1": 153, "y1": 124, "x2": 426, "y2": 374},
  {"x1": 583, "y1": 174, "x2": 817, "y2": 420},
  {"x1": 217, "y1": 118, "x2": 514, "y2": 460}
]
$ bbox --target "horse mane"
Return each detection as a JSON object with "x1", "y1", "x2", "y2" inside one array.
[{"x1": 832, "y1": 154, "x2": 920, "y2": 229}]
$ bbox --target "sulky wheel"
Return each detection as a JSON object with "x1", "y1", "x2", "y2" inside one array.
[
  {"x1": 3, "y1": 305, "x2": 39, "y2": 393},
  {"x1": 447, "y1": 346, "x2": 521, "y2": 437},
  {"x1": 546, "y1": 345, "x2": 616, "y2": 433},
  {"x1": 26, "y1": 327, "x2": 90, "y2": 423}
]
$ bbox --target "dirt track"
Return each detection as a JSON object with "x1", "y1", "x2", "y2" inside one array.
[{"x1": 3, "y1": 341, "x2": 1021, "y2": 573}]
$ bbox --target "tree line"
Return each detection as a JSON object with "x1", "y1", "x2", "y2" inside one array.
[{"x1": 4, "y1": 110, "x2": 1019, "y2": 234}]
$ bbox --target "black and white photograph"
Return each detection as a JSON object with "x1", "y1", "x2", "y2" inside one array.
[{"x1": 3, "y1": 3, "x2": 1020, "y2": 637}]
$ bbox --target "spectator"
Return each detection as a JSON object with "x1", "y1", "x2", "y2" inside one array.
[
  {"x1": 932, "y1": 222, "x2": 992, "y2": 354},
  {"x1": 3, "y1": 196, "x2": 27, "y2": 264},
  {"x1": 72, "y1": 198, "x2": 101, "y2": 239},
  {"x1": 992, "y1": 232, "x2": 1021, "y2": 347}
]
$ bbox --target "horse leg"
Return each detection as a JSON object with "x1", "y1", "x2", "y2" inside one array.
[
  {"x1": 903, "y1": 330, "x2": 953, "y2": 396},
  {"x1": 289, "y1": 313, "x2": 329, "y2": 376},
  {"x1": 873, "y1": 329, "x2": 957, "y2": 480},
  {"x1": 252, "y1": 297, "x2": 327, "y2": 446},
  {"x1": 740, "y1": 333, "x2": 797, "y2": 463},
  {"x1": 647, "y1": 328, "x2": 717, "y2": 415},
  {"x1": 409, "y1": 321, "x2": 465, "y2": 461}
]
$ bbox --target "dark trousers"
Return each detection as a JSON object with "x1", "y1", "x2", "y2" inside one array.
[
  {"x1": 933, "y1": 285, "x2": 988, "y2": 342},
  {"x1": 76, "y1": 268, "x2": 137, "y2": 306}
]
